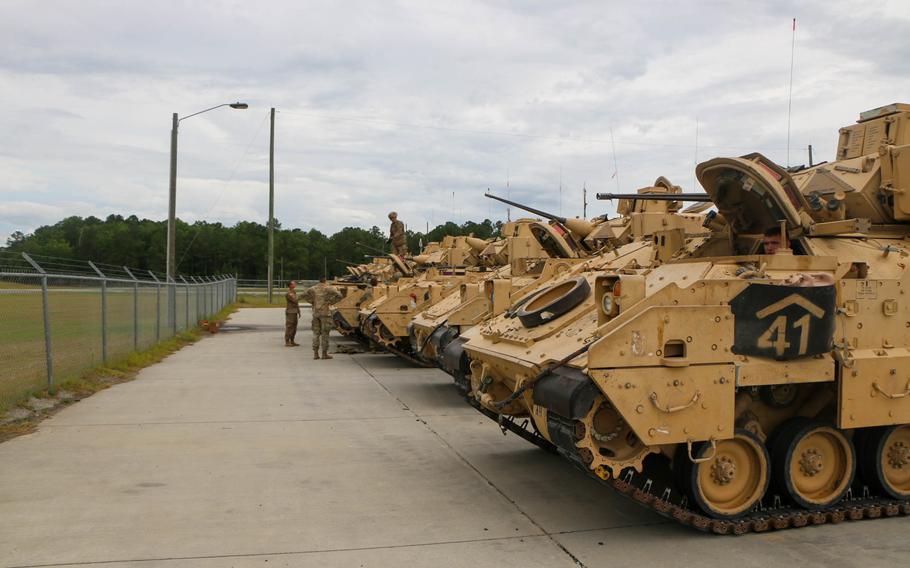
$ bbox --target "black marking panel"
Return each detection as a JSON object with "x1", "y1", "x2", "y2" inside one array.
[{"x1": 730, "y1": 283, "x2": 836, "y2": 360}]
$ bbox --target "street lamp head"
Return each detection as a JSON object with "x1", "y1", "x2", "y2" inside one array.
[{"x1": 229, "y1": 102, "x2": 249, "y2": 109}]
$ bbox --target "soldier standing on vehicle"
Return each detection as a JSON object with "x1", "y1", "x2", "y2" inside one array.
[
  {"x1": 388, "y1": 211, "x2": 407, "y2": 257},
  {"x1": 284, "y1": 281, "x2": 301, "y2": 347},
  {"x1": 301, "y1": 277, "x2": 343, "y2": 360}
]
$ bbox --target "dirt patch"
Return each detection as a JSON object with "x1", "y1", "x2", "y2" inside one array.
[
  {"x1": 0, "y1": 408, "x2": 33, "y2": 425},
  {"x1": 27, "y1": 397, "x2": 57, "y2": 411}
]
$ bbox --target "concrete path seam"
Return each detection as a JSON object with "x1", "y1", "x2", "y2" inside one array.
[
  {"x1": 348, "y1": 354, "x2": 589, "y2": 568},
  {"x1": 3, "y1": 533, "x2": 557, "y2": 568}
]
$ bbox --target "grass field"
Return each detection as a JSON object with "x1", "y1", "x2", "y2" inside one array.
[{"x1": 0, "y1": 285, "x2": 228, "y2": 412}]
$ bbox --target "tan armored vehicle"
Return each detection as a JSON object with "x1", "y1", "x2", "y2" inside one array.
[
  {"x1": 356, "y1": 235, "x2": 495, "y2": 361},
  {"x1": 441, "y1": 182, "x2": 708, "y2": 393},
  {"x1": 460, "y1": 104, "x2": 910, "y2": 533},
  {"x1": 408, "y1": 213, "x2": 595, "y2": 369},
  {"x1": 331, "y1": 256, "x2": 399, "y2": 336}
]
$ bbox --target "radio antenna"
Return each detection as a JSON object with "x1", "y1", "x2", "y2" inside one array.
[
  {"x1": 693, "y1": 117, "x2": 699, "y2": 191},
  {"x1": 506, "y1": 169, "x2": 511, "y2": 222},
  {"x1": 786, "y1": 18, "x2": 797, "y2": 166},
  {"x1": 559, "y1": 165, "x2": 563, "y2": 217},
  {"x1": 610, "y1": 127, "x2": 620, "y2": 192}
]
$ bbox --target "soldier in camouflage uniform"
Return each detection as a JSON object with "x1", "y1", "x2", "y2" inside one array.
[
  {"x1": 357, "y1": 277, "x2": 380, "y2": 307},
  {"x1": 284, "y1": 281, "x2": 301, "y2": 347},
  {"x1": 301, "y1": 276, "x2": 343, "y2": 359},
  {"x1": 388, "y1": 211, "x2": 408, "y2": 257}
]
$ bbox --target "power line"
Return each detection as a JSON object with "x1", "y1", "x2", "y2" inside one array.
[
  {"x1": 176, "y1": 110, "x2": 271, "y2": 271},
  {"x1": 277, "y1": 109, "x2": 790, "y2": 151}
]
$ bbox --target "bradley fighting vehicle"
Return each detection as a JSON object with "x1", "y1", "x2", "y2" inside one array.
[
  {"x1": 441, "y1": 181, "x2": 707, "y2": 394},
  {"x1": 357, "y1": 235, "x2": 498, "y2": 363},
  {"x1": 408, "y1": 201, "x2": 614, "y2": 370},
  {"x1": 415, "y1": 183, "x2": 706, "y2": 388},
  {"x1": 457, "y1": 103, "x2": 910, "y2": 533},
  {"x1": 333, "y1": 238, "x2": 472, "y2": 339},
  {"x1": 331, "y1": 255, "x2": 403, "y2": 337}
]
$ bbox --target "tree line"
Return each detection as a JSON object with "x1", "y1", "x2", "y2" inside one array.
[{"x1": 3, "y1": 215, "x2": 500, "y2": 280}]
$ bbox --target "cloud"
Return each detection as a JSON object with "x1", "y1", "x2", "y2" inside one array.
[{"x1": 2, "y1": 0, "x2": 910, "y2": 251}]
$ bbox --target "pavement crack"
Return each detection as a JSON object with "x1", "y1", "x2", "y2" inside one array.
[
  {"x1": 2, "y1": 533, "x2": 550, "y2": 568},
  {"x1": 41, "y1": 416, "x2": 413, "y2": 427},
  {"x1": 350, "y1": 355, "x2": 590, "y2": 568}
]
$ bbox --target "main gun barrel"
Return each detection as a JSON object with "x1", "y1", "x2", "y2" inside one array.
[
  {"x1": 484, "y1": 192, "x2": 567, "y2": 224},
  {"x1": 596, "y1": 192, "x2": 712, "y2": 202}
]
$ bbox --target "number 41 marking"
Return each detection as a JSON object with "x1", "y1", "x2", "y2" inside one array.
[{"x1": 757, "y1": 314, "x2": 811, "y2": 356}]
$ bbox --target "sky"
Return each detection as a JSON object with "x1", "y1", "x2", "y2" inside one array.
[{"x1": 2, "y1": 0, "x2": 910, "y2": 245}]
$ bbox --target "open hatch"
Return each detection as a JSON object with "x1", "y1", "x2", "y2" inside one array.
[{"x1": 696, "y1": 153, "x2": 806, "y2": 235}]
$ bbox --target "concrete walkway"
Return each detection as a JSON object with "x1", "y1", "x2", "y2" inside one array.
[{"x1": 1, "y1": 308, "x2": 907, "y2": 567}]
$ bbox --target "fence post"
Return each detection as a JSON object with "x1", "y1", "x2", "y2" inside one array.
[
  {"x1": 148, "y1": 271, "x2": 161, "y2": 342},
  {"x1": 199, "y1": 276, "x2": 207, "y2": 318},
  {"x1": 167, "y1": 275, "x2": 177, "y2": 336},
  {"x1": 88, "y1": 261, "x2": 108, "y2": 362},
  {"x1": 190, "y1": 276, "x2": 199, "y2": 322},
  {"x1": 124, "y1": 267, "x2": 139, "y2": 351},
  {"x1": 22, "y1": 253, "x2": 54, "y2": 390},
  {"x1": 201, "y1": 277, "x2": 208, "y2": 318},
  {"x1": 180, "y1": 275, "x2": 190, "y2": 329}
]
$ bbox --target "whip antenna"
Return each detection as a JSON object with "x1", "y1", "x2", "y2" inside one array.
[
  {"x1": 506, "y1": 169, "x2": 511, "y2": 222},
  {"x1": 787, "y1": 18, "x2": 797, "y2": 166},
  {"x1": 693, "y1": 117, "x2": 699, "y2": 191},
  {"x1": 610, "y1": 127, "x2": 620, "y2": 192}
]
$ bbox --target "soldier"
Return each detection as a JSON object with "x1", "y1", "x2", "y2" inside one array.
[
  {"x1": 284, "y1": 281, "x2": 301, "y2": 347},
  {"x1": 357, "y1": 277, "x2": 379, "y2": 307},
  {"x1": 301, "y1": 276, "x2": 343, "y2": 360},
  {"x1": 388, "y1": 211, "x2": 407, "y2": 257}
]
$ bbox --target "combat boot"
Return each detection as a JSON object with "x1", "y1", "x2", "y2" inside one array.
[
  {"x1": 322, "y1": 349, "x2": 333, "y2": 360},
  {"x1": 313, "y1": 350, "x2": 320, "y2": 360}
]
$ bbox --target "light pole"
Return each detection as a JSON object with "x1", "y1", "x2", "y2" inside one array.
[
  {"x1": 167, "y1": 102, "x2": 248, "y2": 331},
  {"x1": 267, "y1": 107, "x2": 275, "y2": 304}
]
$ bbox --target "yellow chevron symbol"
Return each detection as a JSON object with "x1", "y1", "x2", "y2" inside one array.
[{"x1": 755, "y1": 293, "x2": 825, "y2": 320}]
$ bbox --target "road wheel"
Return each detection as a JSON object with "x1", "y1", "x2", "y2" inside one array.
[
  {"x1": 858, "y1": 425, "x2": 910, "y2": 499},
  {"x1": 687, "y1": 429, "x2": 770, "y2": 518},
  {"x1": 515, "y1": 277, "x2": 590, "y2": 328},
  {"x1": 771, "y1": 419, "x2": 855, "y2": 509}
]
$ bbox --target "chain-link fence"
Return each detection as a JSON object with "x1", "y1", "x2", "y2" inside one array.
[{"x1": 0, "y1": 251, "x2": 236, "y2": 411}]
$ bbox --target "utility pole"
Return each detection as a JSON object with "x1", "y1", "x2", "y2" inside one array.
[
  {"x1": 268, "y1": 107, "x2": 275, "y2": 304},
  {"x1": 167, "y1": 113, "x2": 178, "y2": 330}
]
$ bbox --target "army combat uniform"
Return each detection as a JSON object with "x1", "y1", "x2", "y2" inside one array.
[
  {"x1": 285, "y1": 289, "x2": 301, "y2": 346},
  {"x1": 357, "y1": 286, "x2": 373, "y2": 307},
  {"x1": 390, "y1": 218, "x2": 407, "y2": 256},
  {"x1": 301, "y1": 282, "x2": 343, "y2": 359}
]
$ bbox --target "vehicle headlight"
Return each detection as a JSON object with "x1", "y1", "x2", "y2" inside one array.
[{"x1": 601, "y1": 293, "x2": 615, "y2": 315}]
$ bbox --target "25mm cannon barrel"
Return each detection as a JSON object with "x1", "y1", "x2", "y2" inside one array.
[
  {"x1": 485, "y1": 192, "x2": 566, "y2": 223},
  {"x1": 596, "y1": 192, "x2": 713, "y2": 202},
  {"x1": 484, "y1": 192, "x2": 594, "y2": 237}
]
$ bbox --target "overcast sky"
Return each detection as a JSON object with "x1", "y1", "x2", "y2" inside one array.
[{"x1": 2, "y1": 0, "x2": 910, "y2": 244}]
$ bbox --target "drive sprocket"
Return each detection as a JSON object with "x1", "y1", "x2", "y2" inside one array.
[{"x1": 574, "y1": 395, "x2": 655, "y2": 479}]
